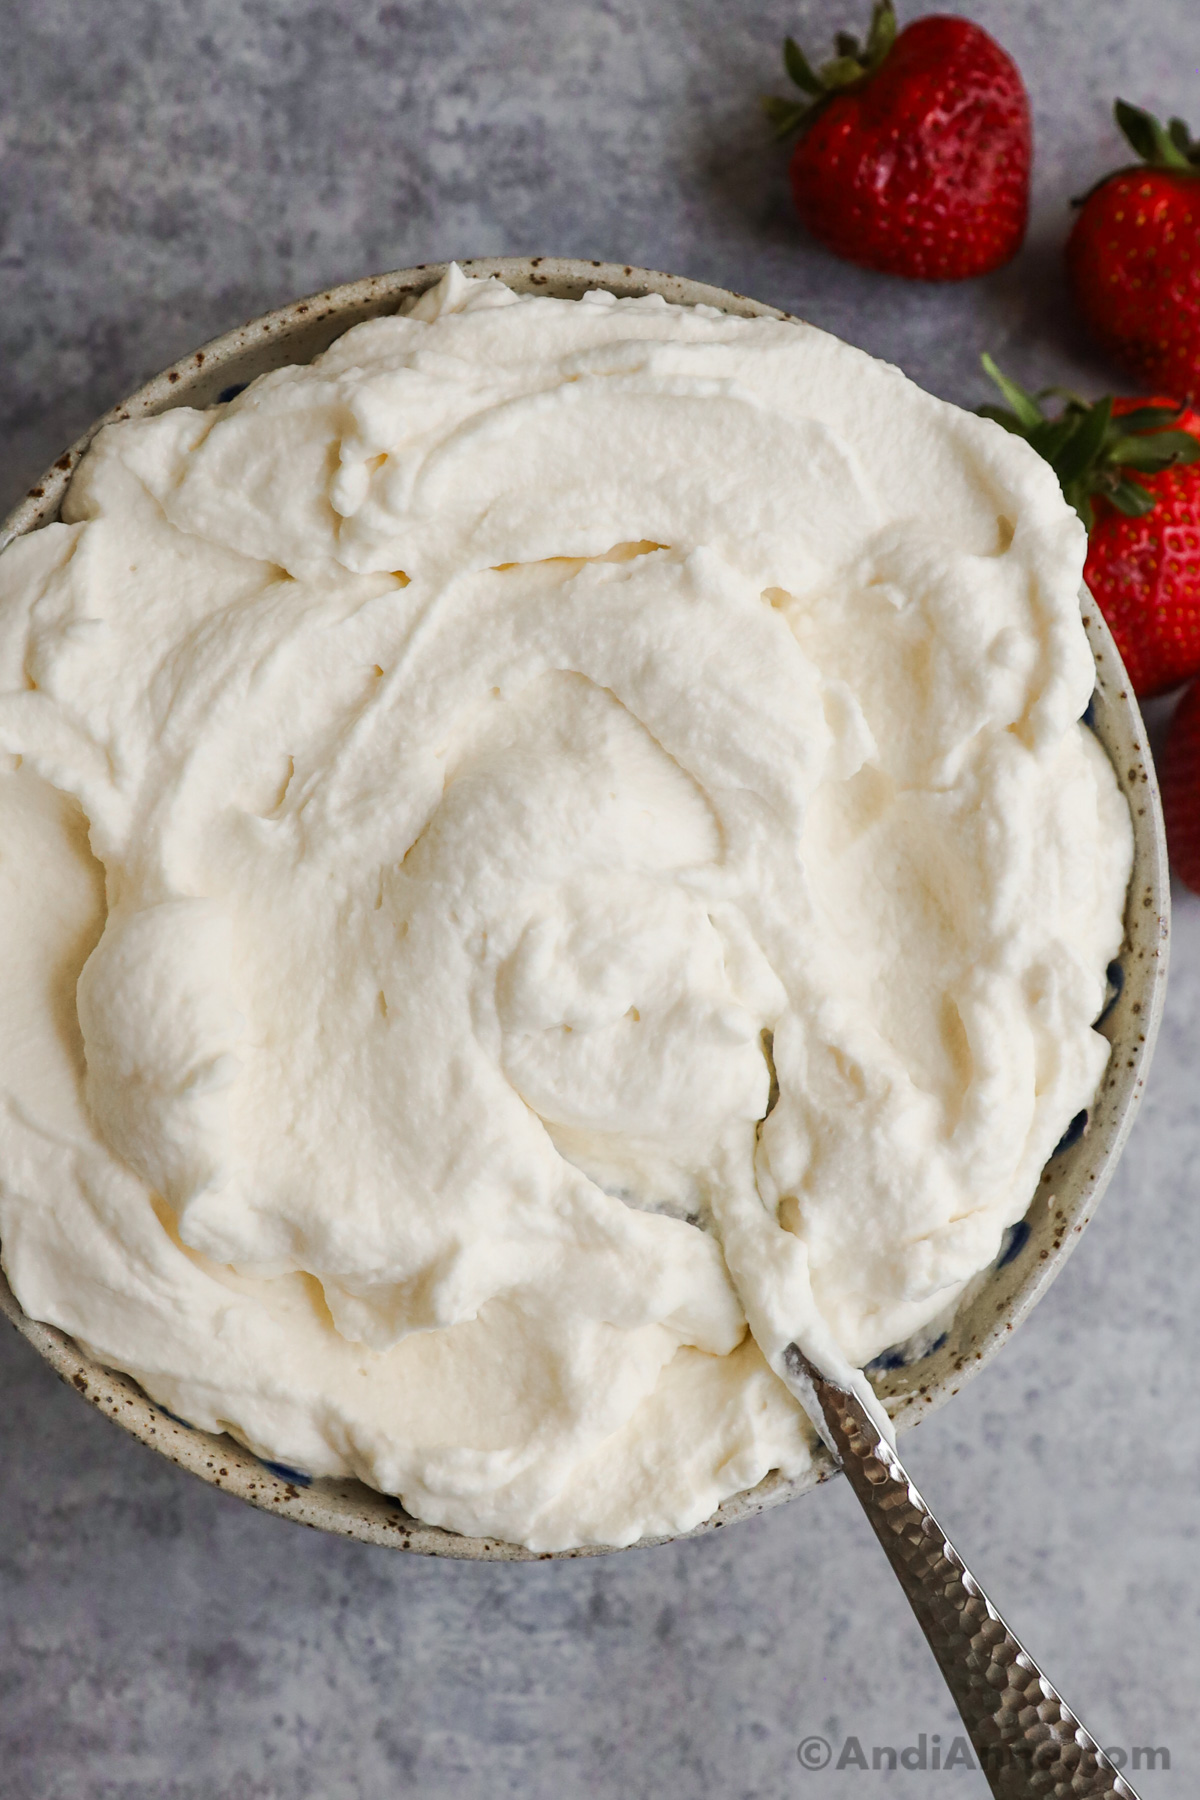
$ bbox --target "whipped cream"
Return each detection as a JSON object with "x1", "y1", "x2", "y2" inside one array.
[{"x1": 0, "y1": 267, "x2": 1131, "y2": 1550}]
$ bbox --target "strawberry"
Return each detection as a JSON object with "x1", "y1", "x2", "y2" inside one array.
[
  {"x1": 1067, "y1": 102, "x2": 1200, "y2": 402},
  {"x1": 1161, "y1": 678, "x2": 1200, "y2": 894},
  {"x1": 979, "y1": 357, "x2": 1200, "y2": 698},
  {"x1": 763, "y1": 1, "x2": 1030, "y2": 281}
]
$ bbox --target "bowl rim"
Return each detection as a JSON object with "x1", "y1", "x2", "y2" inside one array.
[{"x1": 0, "y1": 257, "x2": 1172, "y2": 1560}]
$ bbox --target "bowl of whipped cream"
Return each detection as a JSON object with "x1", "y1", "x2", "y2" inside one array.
[{"x1": 0, "y1": 259, "x2": 1169, "y2": 1558}]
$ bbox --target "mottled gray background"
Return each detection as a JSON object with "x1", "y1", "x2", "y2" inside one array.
[{"x1": 1, "y1": 2, "x2": 1198, "y2": 1795}]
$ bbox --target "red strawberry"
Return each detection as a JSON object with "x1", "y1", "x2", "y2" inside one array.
[
  {"x1": 1085, "y1": 396, "x2": 1200, "y2": 698},
  {"x1": 979, "y1": 358, "x2": 1200, "y2": 698},
  {"x1": 1161, "y1": 678, "x2": 1200, "y2": 894},
  {"x1": 1067, "y1": 102, "x2": 1200, "y2": 402},
  {"x1": 763, "y1": 1, "x2": 1030, "y2": 281}
]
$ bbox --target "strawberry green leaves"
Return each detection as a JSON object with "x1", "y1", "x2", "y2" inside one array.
[
  {"x1": 978, "y1": 355, "x2": 1200, "y2": 531},
  {"x1": 979, "y1": 354, "x2": 1043, "y2": 430},
  {"x1": 1114, "y1": 100, "x2": 1200, "y2": 174},
  {"x1": 763, "y1": 1, "x2": 897, "y2": 140}
]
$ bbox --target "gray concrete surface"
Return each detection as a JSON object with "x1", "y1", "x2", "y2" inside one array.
[{"x1": 1, "y1": 2, "x2": 1197, "y2": 1795}]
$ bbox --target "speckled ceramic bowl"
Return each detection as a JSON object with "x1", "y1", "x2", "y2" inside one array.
[{"x1": 0, "y1": 259, "x2": 1171, "y2": 1559}]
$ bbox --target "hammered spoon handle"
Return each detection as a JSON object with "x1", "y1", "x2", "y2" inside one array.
[{"x1": 783, "y1": 1345, "x2": 1140, "y2": 1799}]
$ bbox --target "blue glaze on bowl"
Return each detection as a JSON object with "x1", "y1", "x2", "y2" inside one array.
[
  {"x1": 159, "y1": 1402, "x2": 312, "y2": 1487},
  {"x1": 866, "y1": 1329, "x2": 949, "y2": 1375},
  {"x1": 997, "y1": 1218, "x2": 1032, "y2": 1270},
  {"x1": 259, "y1": 1458, "x2": 312, "y2": 1487},
  {"x1": 154, "y1": 1401, "x2": 196, "y2": 1429},
  {"x1": 1098, "y1": 958, "x2": 1125, "y2": 1025},
  {"x1": 1051, "y1": 1110, "x2": 1089, "y2": 1159}
]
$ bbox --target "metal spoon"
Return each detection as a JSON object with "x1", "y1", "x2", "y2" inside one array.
[{"x1": 784, "y1": 1344, "x2": 1141, "y2": 1799}]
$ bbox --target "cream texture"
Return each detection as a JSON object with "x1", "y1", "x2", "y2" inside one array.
[{"x1": 0, "y1": 268, "x2": 1131, "y2": 1550}]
